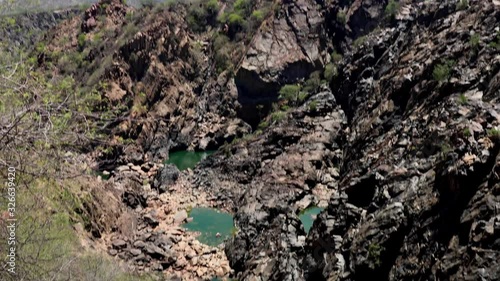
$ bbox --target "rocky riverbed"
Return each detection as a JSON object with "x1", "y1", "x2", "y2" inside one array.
[{"x1": 84, "y1": 161, "x2": 234, "y2": 280}]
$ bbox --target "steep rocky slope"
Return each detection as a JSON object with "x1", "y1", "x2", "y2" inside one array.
[
  {"x1": 304, "y1": 1, "x2": 500, "y2": 280},
  {"x1": 0, "y1": 8, "x2": 80, "y2": 53},
  {"x1": 13, "y1": 0, "x2": 499, "y2": 280},
  {"x1": 187, "y1": 0, "x2": 500, "y2": 280},
  {"x1": 38, "y1": 0, "x2": 251, "y2": 168}
]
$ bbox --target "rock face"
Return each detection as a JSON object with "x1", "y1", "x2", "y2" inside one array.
[
  {"x1": 235, "y1": 0, "x2": 326, "y2": 126},
  {"x1": 26, "y1": 0, "x2": 500, "y2": 280},
  {"x1": 0, "y1": 8, "x2": 80, "y2": 54},
  {"x1": 190, "y1": 0, "x2": 500, "y2": 280},
  {"x1": 40, "y1": 0, "x2": 250, "y2": 166},
  {"x1": 303, "y1": 1, "x2": 500, "y2": 280}
]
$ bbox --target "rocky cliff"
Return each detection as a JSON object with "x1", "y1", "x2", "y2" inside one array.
[
  {"x1": 16, "y1": 0, "x2": 500, "y2": 280},
  {"x1": 0, "y1": 8, "x2": 80, "y2": 53},
  {"x1": 191, "y1": 0, "x2": 500, "y2": 280}
]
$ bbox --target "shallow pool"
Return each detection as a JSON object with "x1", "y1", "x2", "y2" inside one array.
[
  {"x1": 299, "y1": 206, "x2": 324, "y2": 233},
  {"x1": 164, "y1": 150, "x2": 215, "y2": 171},
  {"x1": 183, "y1": 207, "x2": 234, "y2": 247}
]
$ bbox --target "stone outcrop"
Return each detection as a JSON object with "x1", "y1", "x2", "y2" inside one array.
[
  {"x1": 304, "y1": 1, "x2": 500, "y2": 280},
  {"x1": 0, "y1": 8, "x2": 80, "y2": 54},
  {"x1": 235, "y1": 0, "x2": 326, "y2": 126},
  {"x1": 22, "y1": 0, "x2": 500, "y2": 280},
  {"x1": 188, "y1": 0, "x2": 500, "y2": 280}
]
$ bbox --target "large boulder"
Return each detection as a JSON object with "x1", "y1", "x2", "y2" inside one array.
[
  {"x1": 153, "y1": 164, "x2": 180, "y2": 193},
  {"x1": 235, "y1": 0, "x2": 326, "y2": 126}
]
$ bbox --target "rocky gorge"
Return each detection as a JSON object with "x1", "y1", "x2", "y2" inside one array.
[{"x1": 2, "y1": 0, "x2": 499, "y2": 280}]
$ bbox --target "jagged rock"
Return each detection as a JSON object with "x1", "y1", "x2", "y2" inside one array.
[
  {"x1": 112, "y1": 239, "x2": 127, "y2": 249},
  {"x1": 153, "y1": 164, "x2": 180, "y2": 193},
  {"x1": 173, "y1": 210, "x2": 188, "y2": 224},
  {"x1": 234, "y1": 0, "x2": 326, "y2": 126},
  {"x1": 143, "y1": 212, "x2": 159, "y2": 227}
]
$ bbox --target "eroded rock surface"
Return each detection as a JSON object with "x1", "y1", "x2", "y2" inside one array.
[{"x1": 24, "y1": 0, "x2": 499, "y2": 280}]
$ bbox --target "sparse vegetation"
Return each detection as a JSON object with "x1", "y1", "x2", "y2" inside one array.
[
  {"x1": 353, "y1": 36, "x2": 367, "y2": 48},
  {"x1": 187, "y1": 0, "x2": 220, "y2": 32},
  {"x1": 488, "y1": 32, "x2": 500, "y2": 50},
  {"x1": 77, "y1": 33, "x2": 86, "y2": 50},
  {"x1": 309, "y1": 100, "x2": 318, "y2": 112},
  {"x1": 324, "y1": 63, "x2": 338, "y2": 82},
  {"x1": 331, "y1": 50, "x2": 343, "y2": 63},
  {"x1": 385, "y1": 0, "x2": 400, "y2": 18},
  {"x1": 270, "y1": 111, "x2": 287, "y2": 123},
  {"x1": 487, "y1": 128, "x2": 500, "y2": 139},
  {"x1": 456, "y1": 0, "x2": 469, "y2": 10},
  {"x1": 303, "y1": 71, "x2": 322, "y2": 93},
  {"x1": 367, "y1": 243, "x2": 383, "y2": 269},
  {"x1": 458, "y1": 93, "x2": 468, "y2": 105},
  {"x1": 470, "y1": 33, "x2": 480, "y2": 50},
  {"x1": 433, "y1": 60, "x2": 455, "y2": 82},
  {"x1": 336, "y1": 11, "x2": 347, "y2": 24},
  {"x1": 279, "y1": 84, "x2": 302, "y2": 105},
  {"x1": 258, "y1": 120, "x2": 269, "y2": 130},
  {"x1": 463, "y1": 128, "x2": 472, "y2": 137}
]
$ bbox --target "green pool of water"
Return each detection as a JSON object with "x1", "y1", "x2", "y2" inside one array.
[
  {"x1": 183, "y1": 208, "x2": 234, "y2": 246},
  {"x1": 299, "y1": 206, "x2": 324, "y2": 233},
  {"x1": 164, "y1": 150, "x2": 215, "y2": 171}
]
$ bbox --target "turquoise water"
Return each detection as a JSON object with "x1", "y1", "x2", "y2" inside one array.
[
  {"x1": 299, "y1": 207, "x2": 324, "y2": 233},
  {"x1": 183, "y1": 208, "x2": 234, "y2": 246},
  {"x1": 165, "y1": 150, "x2": 215, "y2": 171}
]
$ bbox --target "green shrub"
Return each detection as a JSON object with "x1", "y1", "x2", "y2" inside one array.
[
  {"x1": 140, "y1": 0, "x2": 154, "y2": 8},
  {"x1": 488, "y1": 32, "x2": 500, "y2": 50},
  {"x1": 456, "y1": 0, "x2": 468, "y2": 10},
  {"x1": 336, "y1": 11, "x2": 347, "y2": 24},
  {"x1": 215, "y1": 48, "x2": 232, "y2": 74},
  {"x1": 57, "y1": 54, "x2": 79, "y2": 74},
  {"x1": 324, "y1": 63, "x2": 338, "y2": 82},
  {"x1": 251, "y1": 9, "x2": 265, "y2": 21},
  {"x1": 228, "y1": 13, "x2": 246, "y2": 29},
  {"x1": 463, "y1": 128, "x2": 471, "y2": 137},
  {"x1": 231, "y1": 226, "x2": 238, "y2": 237},
  {"x1": 441, "y1": 142, "x2": 453, "y2": 156},
  {"x1": 77, "y1": 33, "x2": 86, "y2": 50},
  {"x1": 458, "y1": 93, "x2": 468, "y2": 105},
  {"x1": 187, "y1": 0, "x2": 219, "y2": 32},
  {"x1": 385, "y1": 0, "x2": 400, "y2": 17},
  {"x1": 367, "y1": 243, "x2": 383, "y2": 269},
  {"x1": 271, "y1": 111, "x2": 286, "y2": 123},
  {"x1": 125, "y1": 11, "x2": 134, "y2": 21},
  {"x1": 258, "y1": 120, "x2": 269, "y2": 130},
  {"x1": 432, "y1": 60, "x2": 455, "y2": 82},
  {"x1": 234, "y1": 0, "x2": 252, "y2": 15},
  {"x1": 5, "y1": 17, "x2": 15, "y2": 26},
  {"x1": 353, "y1": 36, "x2": 367, "y2": 48},
  {"x1": 279, "y1": 84, "x2": 301, "y2": 103},
  {"x1": 470, "y1": 33, "x2": 480, "y2": 50},
  {"x1": 331, "y1": 50, "x2": 342, "y2": 62},
  {"x1": 309, "y1": 100, "x2": 318, "y2": 112},
  {"x1": 303, "y1": 71, "x2": 322, "y2": 93},
  {"x1": 206, "y1": 0, "x2": 219, "y2": 14},
  {"x1": 36, "y1": 42, "x2": 46, "y2": 53},
  {"x1": 487, "y1": 128, "x2": 500, "y2": 139},
  {"x1": 297, "y1": 92, "x2": 308, "y2": 103}
]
